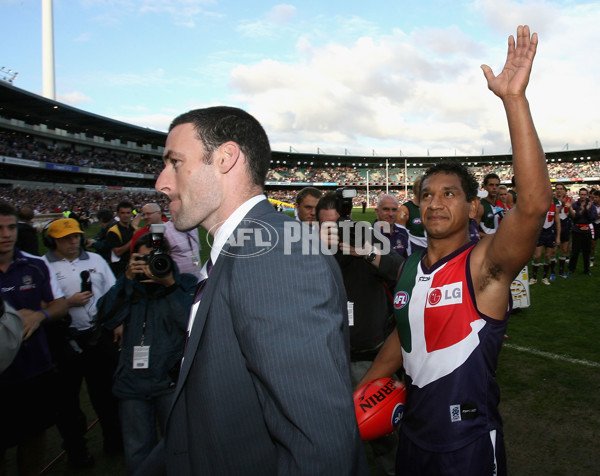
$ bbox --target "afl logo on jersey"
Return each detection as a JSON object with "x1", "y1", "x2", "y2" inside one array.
[
  {"x1": 412, "y1": 218, "x2": 422, "y2": 225},
  {"x1": 394, "y1": 291, "x2": 409, "y2": 309},
  {"x1": 428, "y1": 288, "x2": 442, "y2": 306}
]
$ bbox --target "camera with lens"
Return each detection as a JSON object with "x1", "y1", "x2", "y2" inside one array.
[
  {"x1": 335, "y1": 187, "x2": 365, "y2": 247},
  {"x1": 140, "y1": 224, "x2": 174, "y2": 278},
  {"x1": 334, "y1": 187, "x2": 383, "y2": 250}
]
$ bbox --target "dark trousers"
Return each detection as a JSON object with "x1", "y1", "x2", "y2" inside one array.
[
  {"x1": 54, "y1": 327, "x2": 122, "y2": 454},
  {"x1": 569, "y1": 231, "x2": 592, "y2": 274}
]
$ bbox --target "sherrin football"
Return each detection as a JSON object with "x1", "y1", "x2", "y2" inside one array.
[{"x1": 353, "y1": 378, "x2": 406, "y2": 440}]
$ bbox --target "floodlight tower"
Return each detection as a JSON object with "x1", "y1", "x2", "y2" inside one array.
[{"x1": 42, "y1": 0, "x2": 56, "y2": 100}]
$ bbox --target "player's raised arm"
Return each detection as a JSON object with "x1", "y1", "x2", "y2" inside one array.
[{"x1": 476, "y1": 25, "x2": 551, "y2": 282}]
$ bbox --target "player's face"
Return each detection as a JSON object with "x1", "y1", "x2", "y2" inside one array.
[
  {"x1": 117, "y1": 207, "x2": 133, "y2": 225},
  {"x1": 297, "y1": 195, "x2": 319, "y2": 224},
  {"x1": 579, "y1": 190, "x2": 589, "y2": 202},
  {"x1": 156, "y1": 123, "x2": 221, "y2": 233},
  {"x1": 420, "y1": 173, "x2": 477, "y2": 240},
  {"x1": 484, "y1": 178, "x2": 500, "y2": 199},
  {"x1": 54, "y1": 233, "x2": 82, "y2": 261},
  {"x1": 375, "y1": 197, "x2": 399, "y2": 225},
  {"x1": 0, "y1": 214, "x2": 17, "y2": 255},
  {"x1": 592, "y1": 194, "x2": 600, "y2": 206},
  {"x1": 498, "y1": 189, "x2": 508, "y2": 203},
  {"x1": 554, "y1": 186, "x2": 566, "y2": 199}
]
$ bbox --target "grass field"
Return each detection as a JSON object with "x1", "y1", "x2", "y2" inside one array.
[{"x1": 6, "y1": 210, "x2": 598, "y2": 475}]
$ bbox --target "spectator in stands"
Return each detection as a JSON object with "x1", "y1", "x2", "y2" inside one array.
[
  {"x1": 0, "y1": 201, "x2": 68, "y2": 476},
  {"x1": 295, "y1": 187, "x2": 322, "y2": 227},
  {"x1": 97, "y1": 233, "x2": 196, "y2": 475},
  {"x1": 16, "y1": 205, "x2": 40, "y2": 256},
  {"x1": 42, "y1": 218, "x2": 122, "y2": 467},
  {"x1": 105, "y1": 201, "x2": 137, "y2": 276}
]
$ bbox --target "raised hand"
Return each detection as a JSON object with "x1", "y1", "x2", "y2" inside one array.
[{"x1": 481, "y1": 25, "x2": 538, "y2": 100}]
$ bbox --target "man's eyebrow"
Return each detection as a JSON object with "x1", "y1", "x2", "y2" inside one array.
[
  {"x1": 162, "y1": 150, "x2": 184, "y2": 161},
  {"x1": 421, "y1": 185, "x2": 461, "y2": 193}
]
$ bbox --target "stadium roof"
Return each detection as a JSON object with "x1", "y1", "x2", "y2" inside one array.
[
  {"x1": 0, "y1": 81, "x2": 166, "y2": 148},
  {"x1": 1, "y1": 80, "x2": 599, "y2": 168}
]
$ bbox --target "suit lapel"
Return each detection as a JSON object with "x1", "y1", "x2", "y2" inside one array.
[{"x1": 167, "y1": 200, "x2": 275, "y2": 418}]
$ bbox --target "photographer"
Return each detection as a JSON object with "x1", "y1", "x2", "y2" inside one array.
[
  {"x1": 316, "y1": 190, "x2": 404, "y2": 476},
  {"x1": 97, "y1": 230, "x2": 196, "y2": 475},
  {"x1": 568, "y1": 187, "x2": 597, "y2": 275}
]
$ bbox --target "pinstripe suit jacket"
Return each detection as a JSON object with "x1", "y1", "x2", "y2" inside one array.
[{"x1": 138, "y1": 200, "x2": 369, "y2": 475}]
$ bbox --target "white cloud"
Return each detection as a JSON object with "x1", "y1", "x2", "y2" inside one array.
[{"x1": 226, "y1": 1, "x2": 600, "y2": 156}]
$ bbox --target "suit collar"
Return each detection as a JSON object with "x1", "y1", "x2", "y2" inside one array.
[
  {"x1": 209, "y1": 194, "x2": 267, "y2": 266},
  {"x1": 169, "y1": 198, "x2": 277, "y2": 418}
]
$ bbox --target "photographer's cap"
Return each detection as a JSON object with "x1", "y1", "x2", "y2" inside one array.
[{"x1": 47, "y1": 218, "x2": 84, "y2": 238}]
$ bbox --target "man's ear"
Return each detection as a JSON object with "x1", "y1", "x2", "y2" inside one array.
[
  {"x1": 216, "y1": 141, "x2": 241, "y2": 174},
  {"x1": 468, "y1": 198, "x2": 480, "y2": 219}
]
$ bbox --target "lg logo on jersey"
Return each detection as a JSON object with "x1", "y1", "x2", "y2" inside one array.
[{"x1": 426, "y1": 282, "x2": 462, "y2": 308}]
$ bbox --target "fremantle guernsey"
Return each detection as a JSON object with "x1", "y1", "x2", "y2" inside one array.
[{"x1": 393, "y1": 241, "x2": 509, "y2": 452}]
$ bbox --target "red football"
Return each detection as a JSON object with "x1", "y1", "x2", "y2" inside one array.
[{"x1": 353, "y1": 378, "x2": 406, "y2": 440}]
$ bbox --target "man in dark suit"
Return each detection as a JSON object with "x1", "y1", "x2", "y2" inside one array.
[{"x1": 140, "y1": 107, "x2": 368, "y2": 475}]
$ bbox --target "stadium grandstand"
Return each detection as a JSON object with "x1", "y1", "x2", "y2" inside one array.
[{"x1": 1, "y1": 79, "x2": 600, "y2": 217}]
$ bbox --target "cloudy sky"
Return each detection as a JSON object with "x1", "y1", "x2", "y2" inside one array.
[{"x1": 1, "y1": 0, "x2": 599, "y2": 158}]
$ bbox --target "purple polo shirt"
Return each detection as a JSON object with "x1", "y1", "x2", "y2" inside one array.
[{"x1": 0, "y1": 248, "x2": 56, "y2": 386}]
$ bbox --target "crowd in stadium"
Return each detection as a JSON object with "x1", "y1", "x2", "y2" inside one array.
[{"x1": 3, "y1": 128, "x2": 600, "y2": 189}]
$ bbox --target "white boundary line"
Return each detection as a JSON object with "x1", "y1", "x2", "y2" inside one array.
[{"x1": 504, "y1": 343, "x2": 600, "y2": 368}]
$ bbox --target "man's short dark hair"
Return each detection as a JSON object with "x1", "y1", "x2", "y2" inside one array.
[
  {"x1": 97, "y1": 209, "x2": 114, "y2": 223},
  {"x1": 296, "y1": 187, "x2": 322, "y2": 205},
  {"x1": 0, "y1": 201, "x2": 17, "y2": 218},
  {"x1": 483, "y1": 173, "x2": 500, "y2": 187},
  {"x1": 422, "y1": 160, "x2": 479, "y2": 202},
  {"x1": 17, "y1": 206, "x2": 34, "y2": 221},
  {"x1": 315, "y1": 192, "x2": 338, "y2": 221},
  {"x1": 169, "y1": 106, "x2": 271, "y2": 188},
  {"x1": 117, "y1": 201, "x2": 133, "y2": 211}
]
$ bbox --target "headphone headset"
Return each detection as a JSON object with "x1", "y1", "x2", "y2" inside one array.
[{"x1": 42, "y1": 219, "x2": 86, "y2": 250}]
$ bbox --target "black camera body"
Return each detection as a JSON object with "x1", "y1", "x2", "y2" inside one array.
[
  {"x1": 142, "y1": 224, "x2": 174, "y2": 278},
  {"x1": 335, "y1": 187, "x2": 356, "y2": 221},
  {"x1": 333, "y1": 187, "x2": 384, "y2": 250},
  {"x1": 334, "y1": 187, "x2": 364, "y2": 246}
]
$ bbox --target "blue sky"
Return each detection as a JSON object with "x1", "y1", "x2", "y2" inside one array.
[{"x1": 2, "y1": 0, "x2": 599, "y2": 157}]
